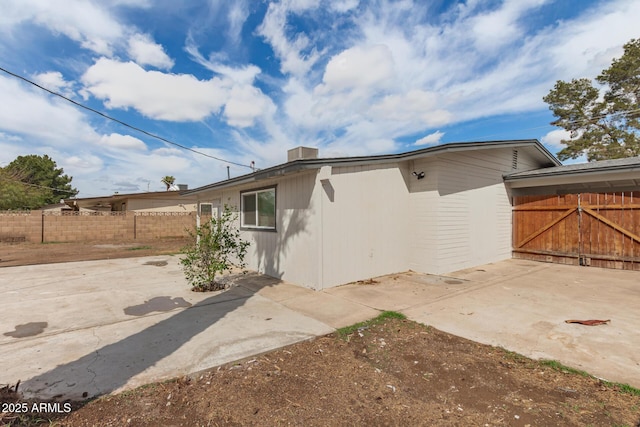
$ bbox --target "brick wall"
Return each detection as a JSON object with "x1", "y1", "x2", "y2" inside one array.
[{"x1": 0, "y1": 211, "x2": 197, "y2": 243}]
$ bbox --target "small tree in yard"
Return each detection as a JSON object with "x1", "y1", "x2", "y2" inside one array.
[{"x1": 181, "y1": 206, "x2": 250, "y2": 292}]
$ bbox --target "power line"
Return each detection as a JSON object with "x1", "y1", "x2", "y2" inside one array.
[
  {"x1": 0, "y1": 175, "x2": 78, "y2": 194},
  {"x1": 470, "y1": 107, "x2": 640, "y2": 141},
  {"x1": 0, "y1": 66, "x2": 253, "y2": 170}
]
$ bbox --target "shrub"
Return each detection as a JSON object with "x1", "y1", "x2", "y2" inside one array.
[{"x1": 181, "y1": 206, "x2": 250, "y2": 292}]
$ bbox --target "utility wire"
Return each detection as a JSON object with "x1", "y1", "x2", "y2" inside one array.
[
  {"x1": 2, "y1": 65, "x2": 639, "y2": 165},
  {"x1": 0, "y1": 175, "x2": 78, "y2": 194},
  {"x1": 0, "y1": 66, "x2": 253, "y2": 170},
  {"x1": 468, "y1": 108, "x2": 640, "y2": 141}
]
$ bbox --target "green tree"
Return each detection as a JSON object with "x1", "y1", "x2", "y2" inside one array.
[
  {"x1": 180, "y1": 206, "x2": 250, "y2": 292},
  {"x1": 1, "y1": 155, "x2": 77, "y2": 210},
  {"x1": 161, "y1": 175, "x2": 175, "y2": 190},
  {"x1": 0, "y1": 168, "x2": 47, "y2": 210},
  {"x1": 543, "y1": 38, "x2": 640, "y2": 161}
]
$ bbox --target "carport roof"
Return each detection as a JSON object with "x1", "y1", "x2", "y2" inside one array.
[
  {"x1": 504, "y1": 156, "x2": 640, "y2": 194},
  {"x1": 505, "y1": 156, "x2": 640, "y2": 180}
]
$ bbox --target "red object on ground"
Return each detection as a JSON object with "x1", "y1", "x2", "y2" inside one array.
[{"x1": 564, "y1": 319, "x2": 611, "y2": 326}]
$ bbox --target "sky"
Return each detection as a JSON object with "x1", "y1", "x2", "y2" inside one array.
[{"x1": 0, "y1": 0, "x2": 638, "y2": 197}]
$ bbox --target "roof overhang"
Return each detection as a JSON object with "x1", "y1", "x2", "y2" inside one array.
[
  {"x1": 505, "y1": 163, "x2": 640, "y2": 195},
  {"x1": 185, "y1": 139, "x2": 559, "y2": 196}
]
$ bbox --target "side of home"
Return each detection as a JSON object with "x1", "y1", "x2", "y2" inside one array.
[{"x1": 185, "y1": 140, "x2": 559, "y2": 290}]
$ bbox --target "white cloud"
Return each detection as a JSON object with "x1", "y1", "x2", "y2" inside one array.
[
  {"x1": 227, "y1": 1, "x2": 249, "y2": 45},
  {"x1": 82, "y1": 57, "x2": 275, "y2": 126},
  {"x1": 414, "y1": 131, "x2": 444, "y2": 146},
  {"x1": 100, "y1": 133, "x2": 147, "y2": 150},
  {"x1": 82, "y1": 58, "x2": 229, "y2": 121},
  {"x1": 541, "y1": 129, "x2": 570, "y2": 151},
  {"x1": 330, "y1": 0, "x2": 360, "y2": 13},
  {"x1": 224, "y1": 85, "x2": 277, "y2": 128},
  {"x1": 1, "y1": 0, "x2": 125, "y2": 56},
  {"x1": 63, "y1": 154, "x2": 104, "y2": 174},
  {"x1": 127, "y1": 33, "x2": 174, "y2": 69},
  {"x1": 184, "y1": 39, "x2": 261, "y2": 84},
  {"x1": 0, "y1": 76, "x2": 100, "y2": 147},
  {"x1": 316, "y1": 44, "x2": 395, "y2": 94},
  {"x1": 2, "y1": 0, "x2": 173, "y2": 71},
  {"x1": 368, "y1": 90, "x2": 452, "y2": 127},
  {"x1": 32, "y1": 71, "x2": 75, "y2": 97},
  {"x1": 468, "y1": 0, "x2": 550, "y2": 52},
  {"x1": 544, "y1": 0, "x2": 640, "y2": 80},
  {"x1": 257, "y1": 1, "x2": 322, "y2": 76}
]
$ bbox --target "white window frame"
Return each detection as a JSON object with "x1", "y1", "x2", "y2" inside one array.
[{"x1": 241, "y1": 187, "x2": 276, "y2": 230}]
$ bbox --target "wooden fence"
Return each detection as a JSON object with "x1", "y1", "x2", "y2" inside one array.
[{"x1": 513, "y1": 192, "x2": 640, "y2": 270}]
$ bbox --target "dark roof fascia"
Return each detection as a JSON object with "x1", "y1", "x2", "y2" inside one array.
[
  {"x1": 504, "y1": 162, "x2": 640, "y2": 182},
  {"x1": 185, "y1": 139, "x2": 559, "y2": 196}
]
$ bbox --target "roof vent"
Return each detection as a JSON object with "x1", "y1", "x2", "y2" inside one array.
[
  {"x1": 288, "y1": 146, "x2": 318, "y2": 162},
  {"x1": 512, "y1": 149, "x2": 518, "y2": 170},
  {"x1": 177, "y1": 184, "x2": 188, "y2": 191}
]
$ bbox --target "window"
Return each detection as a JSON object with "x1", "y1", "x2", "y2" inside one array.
[
  {"x1": 241, "y1": 187, "x2": 276, "y2": 229},
  {"x1": 200, "y1": 203, "x2": 212, "y2": 215}
]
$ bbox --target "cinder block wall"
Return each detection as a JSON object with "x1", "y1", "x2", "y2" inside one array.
[
  {"x1": 135, "y1": 213, "x2": 195, "y2": 239},
  {"x1": 0, "y1": 211, "x2": 197, "y2": 243},
  {"x1": 0, "y1": 211, "x2": 42, "y2": 242},
  {"x1": 43, "y1": 212, "x2": 134, "y2": 242}
]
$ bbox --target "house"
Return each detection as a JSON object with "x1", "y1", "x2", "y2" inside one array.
[
  {"x1": 41, "y1": 201, "x2": 74, "y2": 213},
  {"x1": 184, "y1": 140, "x2": 560, "y2": 290},
  {"x1": 65, "y1": 189, "x2": 197, "y2": 213}
]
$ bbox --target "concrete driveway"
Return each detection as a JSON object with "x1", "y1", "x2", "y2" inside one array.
[
  {"x1": 326, "y1": 259, "x2": 640, "y2": 389},
  {"x1": 1, "y1": 256, "x2": 638, "y2": 401},
  {"x1": 0, "y1": 256, "x2": 339, "y2": 400}
]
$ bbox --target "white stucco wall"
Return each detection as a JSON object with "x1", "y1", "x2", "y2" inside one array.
[
  {"x1": 408, "y1": 147, "x2": 543, "y2": 274},
  {"x1": 196, "y1": 171, "x2": 322, "y2": 289},
  {"x1": 318, "y1": 163, "x2": 411, "y2": 289}
]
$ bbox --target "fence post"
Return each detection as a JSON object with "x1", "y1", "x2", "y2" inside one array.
[{"x1": 27, "y1": 210, "x2": 44, "y2": 243}]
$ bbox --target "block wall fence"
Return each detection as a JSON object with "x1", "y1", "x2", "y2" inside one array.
[{"x1": 0, "y1": 211, "x2": 197, "y2": 243}]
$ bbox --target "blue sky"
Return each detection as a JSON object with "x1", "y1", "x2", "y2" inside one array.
[{"x1": 0, "y1": 0, "x2": 637, "y2": 197}]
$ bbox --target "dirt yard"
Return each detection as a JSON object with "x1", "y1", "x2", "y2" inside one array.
[
  {"x1": 1, "y1": 242, "x2": 639, "y2": 426},
  {"x1": 0, "y1": 238, "x2": 189, "y2": 267}
]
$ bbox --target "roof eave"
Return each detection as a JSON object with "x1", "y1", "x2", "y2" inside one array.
[
  {"x1": 504, "y1": 164, "x2": 640, "y2": 182},
  {"x1": 185, "y1": 139, "x2": 560, "y2": 196}
]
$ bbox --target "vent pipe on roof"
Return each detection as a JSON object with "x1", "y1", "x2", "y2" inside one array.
[{"x1": 288, "y1": 146, "x2": 318, "y2": 162}]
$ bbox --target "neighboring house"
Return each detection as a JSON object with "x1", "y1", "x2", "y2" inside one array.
[
  {"x1": 65, "y1": 189, "x2": 197, "y2": 213},
  {"x1": 41, "y1": 202, "x2": 74, "y2": 213},
  {"x1": 184, "y1": 140, "x2": 560, "y2": 290}
]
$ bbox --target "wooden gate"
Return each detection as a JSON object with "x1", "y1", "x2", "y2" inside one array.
[{"x1": 512, "y1": 192, "x2": 640, "y2": 270}]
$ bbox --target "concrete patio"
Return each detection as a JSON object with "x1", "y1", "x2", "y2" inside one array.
[{"x1": 1, "y1": 256, "x2": 638, "y2": 400}]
